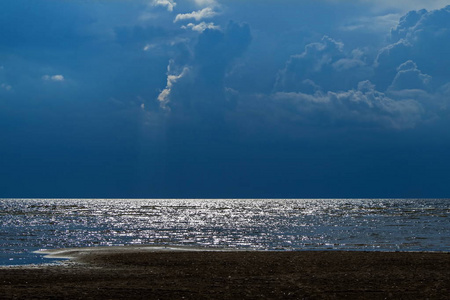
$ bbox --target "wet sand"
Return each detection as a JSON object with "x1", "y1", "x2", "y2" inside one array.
[{"x1": 1, "y1": 249, "x2": 449, "y2": 299}]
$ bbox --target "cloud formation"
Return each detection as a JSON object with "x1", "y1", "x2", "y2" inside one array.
[
  {"x1": 257, "y1": 5, "x2": 450, "y2": 132},
  {"x1": 274, "y1": 81, "x2": 422, "y2": 129},
  {"x1": 157, "y1": 61, "x2": 190, "y2": 109},
  {"x1": 376, "y1": 5, "x2": 450, "y2": 88},
  {"x1": 159, "y1": 21, "x2": 251, "y2": 117},
  {"x1": 42, "y1": 75, "x2": 65, "y2": 82},
  {"x1": 2, "y1": 1, "x2": 450, "y2": 197},
  {"x1": 153, "y1": 0, "x2": 176, "y2": 12},
  {"x1": 236, "y1": 80, "x2": 422, "y2": 135},
  {"x1": 388, "y1": 60, "x2": 432, "y2": 91},
  {"x1": 174, "y1": 7, "x2": 218, "y2": 23},
  {"x1": 275, "y1": 36, "x2": 370, "y2": 94},
  {"x1": 181, "y1": 22, "x2": 220, "y2": 32}
]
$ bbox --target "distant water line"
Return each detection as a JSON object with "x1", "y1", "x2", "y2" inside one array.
[{"x1": 0, "y1": 198, "x2": 449, "y2": 265}]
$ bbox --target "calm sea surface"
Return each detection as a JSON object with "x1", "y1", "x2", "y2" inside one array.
[{"x1": 0, "y1": 198, "x2": 449, "y2": 265}]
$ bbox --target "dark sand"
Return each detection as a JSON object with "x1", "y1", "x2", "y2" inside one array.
[{"x1": 1, "y1": 249, "x2": 449, "y2": 299}]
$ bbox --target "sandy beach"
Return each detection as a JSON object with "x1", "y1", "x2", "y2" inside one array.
[{"x1": 0, "y1": 248, "x2": 449, "y2": 299}]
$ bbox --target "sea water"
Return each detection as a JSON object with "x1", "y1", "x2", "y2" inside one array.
[{"x1": 0, "y1": 198, "x2": 449, "y2": 265}]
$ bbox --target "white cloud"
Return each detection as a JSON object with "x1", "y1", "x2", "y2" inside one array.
[
  {"x1": 174, "y1": 7, "x2": 217, "y2": 23},
  {"x1": 143, "y1": 44, "x2": 157, "y2": 51},
  {"x1": 152, "y1": 0, "x2": 176, "y2": 12},
  {"x1": 181, "y1": 22, "x2": 220, "y2": 32},
  {"x1": 157, "y1": 61, "x2": 190, "y2": 109},
  {"x1": 52, "y1": 75, "x2": 64, "y2": 81},
  {"x1": 42, "y1": 75, "x2": 65, "y2": 82}
]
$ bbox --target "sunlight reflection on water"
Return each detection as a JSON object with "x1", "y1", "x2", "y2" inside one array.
[{"x1": 0, "y1": 198, "x2": 449, "y2": 265}]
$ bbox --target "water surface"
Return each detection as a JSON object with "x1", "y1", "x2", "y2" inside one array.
[{"x1": 1, "y1": 198, "x2": 448, "y2": 265}]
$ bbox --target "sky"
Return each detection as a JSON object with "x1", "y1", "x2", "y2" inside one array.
[{"x1": 1, "y1": 0, "x2": 450, "y2": 198}]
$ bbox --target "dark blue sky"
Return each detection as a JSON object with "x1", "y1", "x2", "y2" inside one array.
[{"x1": 1, "y1": 1, "x2": 450, "y2": 198}]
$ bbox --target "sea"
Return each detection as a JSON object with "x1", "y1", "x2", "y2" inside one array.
[{"x1": 0, "y1": 198, "x2": 449, "y2": 266}]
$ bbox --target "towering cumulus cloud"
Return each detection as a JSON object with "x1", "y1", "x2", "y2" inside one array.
[
  {"x1": 388, "y1": 60, "x2": 432, "y2": 91},
  {"x1": 376, "y1": 5, "x2": 450, "y2": 89},
  {"x1": 158, "y1": 21, "x2": 251, "y2": 121},
  {"x1": 274, "y1": 36, "x2": 369, "y2": 93},
  {"x1": 261, "y1": 5, "x2": 450, "y2": 132}
]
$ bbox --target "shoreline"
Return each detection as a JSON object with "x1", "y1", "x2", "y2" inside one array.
[
  {"x1": 31, "y1": 245, "x2": 450, "y2": 268},
  {"x1": 1, "y1": 247, "x2": 449, "y2": 299}
]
